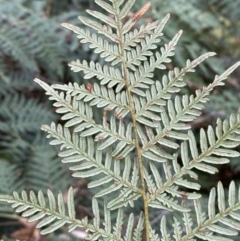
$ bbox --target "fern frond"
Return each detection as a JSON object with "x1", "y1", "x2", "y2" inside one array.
[
  {"x1": 26, "y1": 136, "x2": 69, "y2": 193},
  {"x1": 41, "y1": 123, "x2": 141, "y2": 200},
  {"x1": 62, "y1": 23, "x2": 121, "y2": 64},
  {"x1": 123, "y1": 19, "x2": 166, "y2": 48},
  {"x1": 126, "y1": 30, "x2": 182, "y2": 72},
  {"x1": 0, "y1": 92, "x2": 56, "y2": 134},
  {"x1": 107, "y1": 159, "x2": 141, "y2": 209},
  {"x1": 95, "y1": 0, "x2": 116, "y2": 15},
  {"x1": 34, "y1": 79, "x2": 134, "y2": 156},
  {"x1": 135, "y1": 52, "x2": 216, "y2": 118},
  {"x1": 52, "y1": 82, "x2": 129, "y2": 115},
  {"x1": 141, "y1": 63, "x2": 240, "y2": 157},
  {"x1": 0, "y1": 28, "x2": 38, "y2": 71},
  {"x1": 125, "y1": 14, "x2": 171, "y2": 69},
  {"x1": 187, "y1": 114, "x2": 240, "y2": 173},
  {"x1": 2, "y1": 0, "x2": 239, "y2": 239},
  {"x1": 0, "y1": 159, "x2": 23, "y2": 213},
  {"x1": 86, "y1": 9, "x2": 118, "y2": 29},
  {"x1": 147, "y1": 114, "x2": 240, "y2": 210},
  {"x1": 157, "y1": 181, "x2": 240, "y2": 240},
  {"x1": 0, "y1": 91, "x2": 57, "y2": 165},
  {"x1": 0, "y1": 187, "x2": 83, "y2": 234},
  {"x1": 0, "y1": 0, "x2": 67, "y2": 78},
  {"x1": 78, "y1": 16, "x2": 118, "y2": 42},
  {"x1": 118, "y1": 0, "x2": 136, "y2": 19},
  {"x1": 68, "y1": 60, "x2": 124, "y2": 88},
  {"x1": 84, "y1": 198, "x2": 145, "y2": 241}
]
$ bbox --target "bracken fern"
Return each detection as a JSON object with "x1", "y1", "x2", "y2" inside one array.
[{"x1": 1, "y1": 0, "x2": 240, "y2": 240}]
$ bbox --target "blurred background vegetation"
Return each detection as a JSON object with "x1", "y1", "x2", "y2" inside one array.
[{"x1": 0, "y1": 0, "x2": 239, "y2": 240}]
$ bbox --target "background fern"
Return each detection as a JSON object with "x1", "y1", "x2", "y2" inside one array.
[{"x1": 0, "y1": 0, "x2": 240, "y2": 240}]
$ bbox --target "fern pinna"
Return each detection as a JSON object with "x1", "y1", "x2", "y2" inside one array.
[{"x1": 1, "y1": 0, "x2": 240, "y2": 240}]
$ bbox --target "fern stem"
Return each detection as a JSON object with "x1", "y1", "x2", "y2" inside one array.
[
  {"x1": 123, "y1": 55, "x2": 150, "y2": 241},
  {"x1": 113, "y1": 1, "x2": 150, "y2": 240},
  {"x1": 128, "y1": 91, "x2": 150, "y2": 241}
]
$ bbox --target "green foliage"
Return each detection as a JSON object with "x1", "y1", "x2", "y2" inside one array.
[
  {"x1": 206, "y1": 89, "x2": 240, "y2": 117},
  {"x1": 1, "y1": 0, "x2": 240, "y2": 240},
  {"x1": 0, "y1": 0, "x2": 61, "y2": 81},
  {"x1": 0, "y1": 3, "x2": 91, "y2": 237},
  {"x1": 0, "y1": 93, "x2": 54, "y2": 155},
  {"x1": 0, "y1": 0, "x2": 88, "y2": 84}
]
